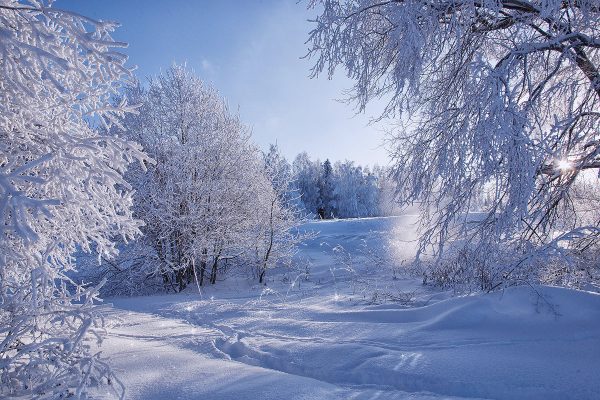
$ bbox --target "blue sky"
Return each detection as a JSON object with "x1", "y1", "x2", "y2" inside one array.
[{"x1": 59, "y1": 0, "x2": 389, "y2": 166}]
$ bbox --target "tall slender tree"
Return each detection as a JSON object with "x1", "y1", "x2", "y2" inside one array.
[{"x1": 319, "y1": 159, "x2": 337, "y2": 218}]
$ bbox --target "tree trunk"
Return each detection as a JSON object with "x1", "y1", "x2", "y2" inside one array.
[
  {"x1": 199, "y1": 260, "x2": 206, "y2": 286},
  {"x1": 198, "y1": 248, "x2": 208, "y2": 286},
  {"x1": 259, "y1": 268, "x2": 266, "y2": 284},
  {"x1": 260, "y1": 199, "x2": 275, "y2": 285},
  {"x1": 176, "y1": 268, "x2": 186, "y2": 292},
  {"x1": 210, "y1": 257, "x2": 218, "y2": 284}
]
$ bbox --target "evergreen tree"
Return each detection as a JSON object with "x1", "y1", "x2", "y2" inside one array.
[{"x1": 318, "y1": 159, "x2": 337, "y2": 218}]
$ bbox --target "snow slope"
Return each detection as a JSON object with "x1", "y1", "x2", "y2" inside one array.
[{"x1": 94, "y1": 217, "x2": 600, "y2": 400}]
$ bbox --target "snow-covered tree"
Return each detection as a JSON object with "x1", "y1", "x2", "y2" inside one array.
[
  {"x1": 250, "y1": 144, "x2": 304, "y2": 283},
  {"x1": 358, "y1": 167, "x2": 380, "y2": 217},
  {"x1": 115, "y1": 66, "x2": 265, "y2": 290},
  {"x1": 332, "y1": 161, "x2": 360, "y2": 218},
  {"x1": 334, "y1": 161, "x2": 380, "y2": 218},
  {"x1": 263, "y1": 144, "x2": 299, "y2": 208},
  {"x1": 318, "y1": 159, "x2": 337, "y2": 218},
  {"x1": 307, "y1": 0, "x2": 600, "y2": 286},
  {"x1": 0, "y1": 1, "x2": 145, "y2": 397},
  {"x1": 293, "y1": 152, "x2": 322, "y2": 216},
  {"x1": 90, "y1": 66, "x2": 303, "y2": 292},
  {"x1": 292, "y1": 152, "x2": 385, "y2": 219}
]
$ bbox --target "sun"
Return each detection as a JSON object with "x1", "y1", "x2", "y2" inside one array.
[{"x1": 556, "y1": 159, "x2": 573, "y2": 173}]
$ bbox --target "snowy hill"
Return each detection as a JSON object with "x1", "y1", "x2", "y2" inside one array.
[{"x1": 95, "y1": 217, "x2": 600, "y2": 400}]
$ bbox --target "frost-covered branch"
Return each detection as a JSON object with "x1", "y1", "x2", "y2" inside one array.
[
  {"x1": 0, "y1": 1, "x2": 146, "y2": 397},
  {"x1": 306, "y1": 0, "x2": 600, "y2": 288}
]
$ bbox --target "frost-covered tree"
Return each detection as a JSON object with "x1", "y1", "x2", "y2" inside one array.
[
  {"x1": 263, "y1": 144, "x2": 299, "y2": 208},
  {"x1": 90, "y1": 66, "x2": 303, "y2": 292},
  {"x1": 359, "y1": 167, "x2": 380, "y2": 216},
  {"x1": 116, "y1": 66, "x2": 267, "y2": 291},
  {"x1": 293, "y1": 152, "x2": 323, "y2": 216},
  {"x1": 307, "y1": 0, "x2": 600, "y2": 286},
  {"x1": 292, "y1": 152, "x2": 384, "y2": 218},
  {"x1": 318, "y1": 159, "x2": 337, "y2": 218},
  {"x1": 333, "y1": 161, "x2": 361, "y2": 218},
  {"x1": 250, "y1": 145, "x2": 303, "y2": 283},
  {"x1": 0, "y1": 1, "x2": 145, "y2": 397},
  {"x1": 334, "y1": 161, "x2": 380, "y2": 218}
]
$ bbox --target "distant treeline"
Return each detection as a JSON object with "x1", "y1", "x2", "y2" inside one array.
[{"x1": 267, "y1": 147, "x2": 400, "y2": 219}]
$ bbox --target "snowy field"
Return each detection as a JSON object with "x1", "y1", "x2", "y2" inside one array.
[{"x1": 94, "y1": 217, "x2": 600, "y2": 400}]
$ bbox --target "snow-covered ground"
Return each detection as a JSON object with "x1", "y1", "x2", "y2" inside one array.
[{"x1": 94, "y1": 217, "x2": 600, "y2": 400}]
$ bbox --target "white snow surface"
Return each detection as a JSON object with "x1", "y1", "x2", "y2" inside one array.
[{"x1": 93, "y1": 217, "x2": 600, "y2": 400}]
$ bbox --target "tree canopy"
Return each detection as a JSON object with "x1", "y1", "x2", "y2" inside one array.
[{"x1": 307, "y1": 0, "x2": 600, "y2": 285}]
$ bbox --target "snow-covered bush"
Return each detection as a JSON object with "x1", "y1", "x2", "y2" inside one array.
[
  {"x1": 306, "y1": 0, "x2": 600, "y2": 288},
  {"x1": 0, "y1": 1, "x2": 145, "y2": 397}
]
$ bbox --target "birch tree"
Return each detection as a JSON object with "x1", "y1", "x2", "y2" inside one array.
[{"x1": 306, "y1": 0, "x2": 600, "y2": 287}]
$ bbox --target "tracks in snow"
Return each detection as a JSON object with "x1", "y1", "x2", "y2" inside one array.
[{"x1": 100, "y1": 306, "x2": 480, "y2": 400}]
